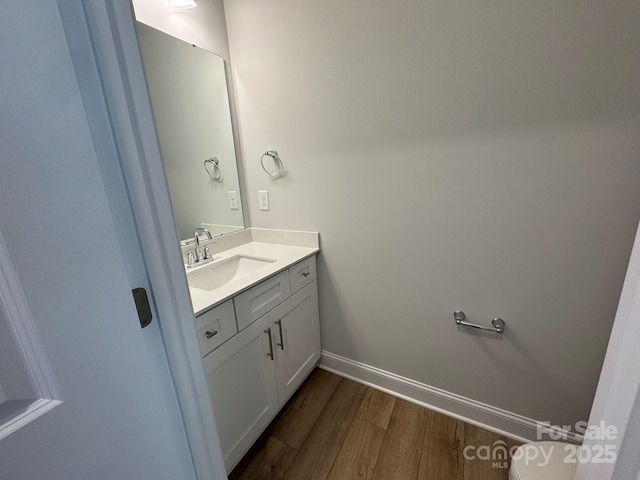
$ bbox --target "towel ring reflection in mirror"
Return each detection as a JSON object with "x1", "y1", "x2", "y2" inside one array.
[
  {"x1": 204, "y1": 157, "x2": 222, "y2": 181},
  {"x1": 261, "y1": 150, "x2": 285, "y2": 178}
]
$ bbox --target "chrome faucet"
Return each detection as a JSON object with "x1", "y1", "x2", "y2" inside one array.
[
  {"x1": 193, "y1": 228, "x2": 212, "y2": 262},
  {"x1": 186, "y1": 228, "x2": 214, "y2": 268}
]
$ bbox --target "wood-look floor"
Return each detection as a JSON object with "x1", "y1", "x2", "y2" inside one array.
[{"x1": 232, "y1": 369, "x2": 519, "y2": 480}]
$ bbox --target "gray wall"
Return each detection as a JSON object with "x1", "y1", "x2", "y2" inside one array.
[{"x1": 224, "y1": 0, "x2": 640, "y2": 428}]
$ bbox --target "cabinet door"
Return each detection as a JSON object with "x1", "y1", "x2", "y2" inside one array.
[
  {"x1": 202, "y1": 315, "x2": 278, "y2": 472},
  {"x1": 270, "y1": 282, "x2": 321, "y2": 404}
]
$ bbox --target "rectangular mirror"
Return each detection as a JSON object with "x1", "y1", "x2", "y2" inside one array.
[{"x1": 136, "y1": 22, "x2": 244, "y2": 242}]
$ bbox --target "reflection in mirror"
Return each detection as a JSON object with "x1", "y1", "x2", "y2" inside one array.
[{"x1": 136, "y1": 22, "x2": 244, "y2": 242}]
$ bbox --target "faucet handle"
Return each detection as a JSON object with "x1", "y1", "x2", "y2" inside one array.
[
  {"x1": 203, "y1": 242, "x2": 215, "y2": 260},
  {"x1": 186, "y1": 250, "x2": 197, "y2": 267}
]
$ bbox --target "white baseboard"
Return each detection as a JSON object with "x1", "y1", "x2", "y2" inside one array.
[{"x1": 319, "y1": 351, "x2": 583, "y2": 444}]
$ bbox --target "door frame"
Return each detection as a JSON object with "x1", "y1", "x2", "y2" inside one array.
[{"x1": 57, "y1": 1, "x2": 226, "y2": 479}]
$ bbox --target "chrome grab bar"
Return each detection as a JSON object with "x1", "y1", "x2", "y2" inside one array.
[{"x1": 453, "y1": 310, "x2": 505, "y2": 334}]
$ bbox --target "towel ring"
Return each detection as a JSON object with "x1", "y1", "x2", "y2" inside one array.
[
  {"x1": 261, "y1": 150, "x2": 285, "y2": 178},
  {"x1": 204, "y1": 157, "x2": 222, "y2": 181}
]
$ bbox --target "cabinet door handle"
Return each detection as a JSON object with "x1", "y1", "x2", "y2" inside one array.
[
  {"x1": 275, "y1": 320, "x2": 285, "y2": 350},
  {"x1": 205, "y1": 330, "x2": 218, "y2": 339},
  {"x1": 265, "y1": 328, "x2": 274, "y2": 360},
  {"x1": 301, "y1": 271, "x2": 310, "y2": 278}
]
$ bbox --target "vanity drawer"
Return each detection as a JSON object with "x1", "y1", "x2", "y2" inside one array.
[
  {"x1": 234, "y1": 270, "x2": 291, "y2": 331},
  {"x1": 289, "y1": 256, "x2": 317, "y2": 294},
  {"x1": 196, "y1": 299, "x2": 237, "y2": 357}
]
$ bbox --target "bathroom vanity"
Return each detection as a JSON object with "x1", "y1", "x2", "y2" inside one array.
[{"x1": 185, "y1": 229, "x2": 320, "y2": 472}]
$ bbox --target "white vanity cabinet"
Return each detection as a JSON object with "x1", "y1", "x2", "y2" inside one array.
[{"x1": 199, "y1": 255, "x2": 320, "y2": 472}]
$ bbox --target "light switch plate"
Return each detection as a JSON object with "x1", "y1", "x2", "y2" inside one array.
[
  {"x1": 228, "y1": 191, "x2": 239, "y2": 210},
  {"x1": 258, "y1": 190, "x2": 270, "y2": 211}
]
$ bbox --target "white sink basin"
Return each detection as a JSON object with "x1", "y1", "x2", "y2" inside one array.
[{"x1": 187, "y1": 255, "x2": 276, "y2": 291}]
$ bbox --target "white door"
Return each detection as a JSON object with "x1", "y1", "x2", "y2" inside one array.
[{"x1": 0, "y1": 2, "x2": 199, "y2": 479}]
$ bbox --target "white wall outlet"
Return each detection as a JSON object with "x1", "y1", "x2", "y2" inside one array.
[
  {"x1": 227, "y1": 191, "x2": 239, "y2": 210},
  {"x1": 258, "y1": 190, "x2": 270, "y2": 211}
]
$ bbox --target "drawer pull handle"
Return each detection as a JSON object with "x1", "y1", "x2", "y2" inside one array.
[
  {"x1": 265, "y1": 328, "x2": 274, "y2": 360},
  {"x1": 301, "y1": 272, "x2": 310, "y2": 278},
  {"x1": 275, "y1": 320, "x2": 285, "y2": 350},
  {"x1": 205, "y1": 330, "x2": 218, "y2": 339}
]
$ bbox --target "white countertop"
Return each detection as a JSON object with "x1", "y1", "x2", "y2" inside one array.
[{"x1": 187, "y1": 241, "x2": 319, "y2": 316}]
